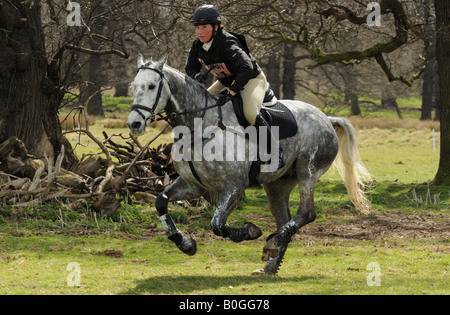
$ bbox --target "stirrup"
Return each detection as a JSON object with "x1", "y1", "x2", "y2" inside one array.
[
  {"x1": 261, "y1": 149, "x2": 285, "y2": 170},
  {"x1": 277, "y1": 150, "x2": 285, "y2": 169}
]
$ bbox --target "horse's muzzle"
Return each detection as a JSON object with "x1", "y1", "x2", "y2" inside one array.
[{"x1": 127, "y1": 118, "x2": 146, "y2": 136}]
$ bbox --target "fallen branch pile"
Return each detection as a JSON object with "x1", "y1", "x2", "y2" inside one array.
[{"x1": 0, "y1": 125, "x2": 183, "y2": 214}]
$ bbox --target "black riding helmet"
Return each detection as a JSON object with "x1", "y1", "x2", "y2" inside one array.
[{"x1": 191, "y1": 5, "x2": 221, "y2": 26}]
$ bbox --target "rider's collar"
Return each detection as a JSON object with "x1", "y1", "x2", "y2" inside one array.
[{"x1": 202, "y1": 39, "x2": 214, "y2": 52}]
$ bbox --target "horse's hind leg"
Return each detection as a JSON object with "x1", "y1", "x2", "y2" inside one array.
[
  {"x1": 251, "y1": 178, "x2": 296, "y2": 275},
  {"x1": 155, "y1": 177, "x2": 205, "y2": 255},
  {"x1": 211, "y1": 182, "x2": 263, "y2": 242},
  {"x1": 257, "y1": 152, "x2": 326, "y2": 274},
  {"x1": 264, "y1": 178, "x2": 297, "y2": 231}
]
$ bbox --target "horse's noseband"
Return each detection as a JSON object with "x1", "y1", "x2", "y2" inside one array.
[{"x1": 130, "y1": 66, "x2": 165, "y2": 124}]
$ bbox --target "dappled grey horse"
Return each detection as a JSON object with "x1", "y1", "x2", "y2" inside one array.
[{"x1": 127, "y1": 54, "x2": 371, "y2": 274}]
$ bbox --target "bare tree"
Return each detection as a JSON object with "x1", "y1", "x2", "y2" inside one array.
[{"x1": 0, "y1": 0, "x2": 180, "y2": 166}]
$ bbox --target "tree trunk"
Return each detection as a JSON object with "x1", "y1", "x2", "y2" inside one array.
[
  {"x1": 421, "y1": 54, "x2": 436, "y2": 120},
  {"x1": 114, "y1": 82, "x2": 130, "y2": 97},
  {"x1": 348, "y1": 92, "x2": 361, "y2": 116},
  {"x1": 265, "y1": 52, "x2": 281, "y2": 98},
  {"x1": 382, "y1": 87, "x2": 403, "y2": 119},
  {"x1": 80, "y1": 3, "x2": 105, "y2": 117},
  {"x1": 0, "y1": 0, "x2": 76, "y2": 165},
  {"x1": 433, "y1": 0, "x2": 450, "y2": 185},
  {"x1": 342, "y1": 66, "x2": 361, "y2": 116},
  {"x1": 434, "y1": 81, "x2": 440, "y2": 121},
  {"x1": 80, "y1": 55, "x2": 104, "y2": 117},
  {"x1": 282, "y1": 43, "x2": 296, "y2": 99},
  {"x1": 421, "y1": 0, "x2": 437, "y2": 121}
]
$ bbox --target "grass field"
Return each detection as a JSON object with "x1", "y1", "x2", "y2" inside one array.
[
  {"x1": 0, "y1": 236, "x2": 447, "y2": 294},
  {"x1": 0, "y1": 96, "x2": 448, "y2": 295}
]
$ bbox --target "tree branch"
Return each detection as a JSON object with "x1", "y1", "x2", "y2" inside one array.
[
  {"x1": 374, "y1": 52, "x2": 427, "y2": 87},
  {"x1": 64, "y1": 44, "x2": 129, "y2": 59}
]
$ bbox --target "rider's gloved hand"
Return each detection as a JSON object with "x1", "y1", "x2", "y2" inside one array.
[
  {"x1": 216, "y1": 91, "x2": 235, "y2": 106},
  {"x1": 194, "y1": 73, "x2": 204, "y2": 83}
]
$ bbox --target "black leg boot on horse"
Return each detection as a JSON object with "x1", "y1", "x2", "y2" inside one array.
[
  {"x1": 211, "y1": 183, "x2": 263, "y2": 243},
  {"x1": 155, "y1": 177, "x2": 206, "y2": 256},
  {"x1": 254, "y1": 114, "x2": 285, "y2": 171}
]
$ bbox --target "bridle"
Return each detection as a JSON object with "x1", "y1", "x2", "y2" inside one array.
[
  {"x1": 130, "y1": 66, "x2": 167, "y2": 125},
  {"x1": 130, "y1": 66, "x2": 226, "y2": 128}
]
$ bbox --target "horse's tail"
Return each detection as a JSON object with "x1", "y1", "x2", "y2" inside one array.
[{"x1": 328, "y1": 117, "x2": 372, "y2": 214}]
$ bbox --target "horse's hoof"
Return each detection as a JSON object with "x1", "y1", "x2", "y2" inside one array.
[
  {"x1": 261, "y1": 257, "x2": 282, "y2": 275},
  {"x1": 178, "y1": 235, "x2": 197, "y2": 256},
  {"x1": 260, "y1": 234, "x2": 288, "y2": 274},
  {"x1": 244, "y1": 222, "x2": 262, "y2": 240},
  {"x1": 251, "y1": 267, "x2": 267, "y2": 275},
  {"x1": 251, "y1": 259, "x2": 281, "y2": 275},
  {"x1": 224, "y1": 222, "x2": 262, "y2": 243}
]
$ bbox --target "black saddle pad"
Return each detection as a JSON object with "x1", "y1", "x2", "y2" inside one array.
[{"x1": 232, "y1": 98, "x2": 298, "y2": 140}]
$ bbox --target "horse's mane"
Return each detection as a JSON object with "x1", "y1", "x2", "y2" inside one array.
[
  {"x1": 139, "y1": 59, "x2": 217, "y2": 115},
  {"x1": 145, "y1": 61, "x2": 210, "y2": 95}
]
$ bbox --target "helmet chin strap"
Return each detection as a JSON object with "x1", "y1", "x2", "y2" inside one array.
[
  {"x1": 209, "y1": 23, "x2": 219, "y2": 42},
  {"x1": 200, "y1": 24, "x2": 220, "y2": 50}
]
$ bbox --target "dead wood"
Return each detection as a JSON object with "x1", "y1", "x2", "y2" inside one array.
[{"x1": 0, "y1": 125, "x2": 204, "y2": 214}]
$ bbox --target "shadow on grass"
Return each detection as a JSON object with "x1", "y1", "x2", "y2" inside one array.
[{"x1": 121, "y1": 274, "x2": 323, "y2": 295}]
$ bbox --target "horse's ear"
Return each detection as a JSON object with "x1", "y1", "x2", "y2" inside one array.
[
  {"x1": 137, "y1": 54, "x2": 145, "y2": 68},
  {"x1": 154, "y1": 54, "x2": 168, "y2": 71}
]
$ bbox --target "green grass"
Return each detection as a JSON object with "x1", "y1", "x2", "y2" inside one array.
[
  {"x1": 0, "y1": 235, "x2": 447, "y2": 294},
  {"x1": 322, "y1": 127, "x2": 441, "y2": 184},
  {"x1": 311, "y1": 94, "x2": 429, "y2": 121},
  {"x1": 0, "y1": 177, "x2": 448, "y2": 294}
]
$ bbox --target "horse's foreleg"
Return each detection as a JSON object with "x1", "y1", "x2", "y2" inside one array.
[
  {"x1": 156, "y1": 177, "x2": 205, "y2": 255},
  {"x1": 210, "y1": 183, "x2": 262, "y2": 242}
]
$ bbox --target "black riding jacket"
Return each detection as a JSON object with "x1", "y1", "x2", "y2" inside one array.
[{"x1": 185, "y1": 30, "x2": 261, "y2": 94}]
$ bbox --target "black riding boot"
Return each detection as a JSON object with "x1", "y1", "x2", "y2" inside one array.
[{"x1": 254, "y1": 114, "x2": 285, "y2": 170}]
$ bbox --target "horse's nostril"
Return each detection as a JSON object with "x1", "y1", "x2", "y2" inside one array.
[{"x1": 132, "y1": 121, "x2": 141, "y2": 130}]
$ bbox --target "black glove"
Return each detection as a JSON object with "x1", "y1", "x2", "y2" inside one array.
[
  {"x1": 216, "y1": 92, "x2": 235, "y2": 106},
  {"x1": 194, "y1": 73, "x2": 204, "y2": 83}
]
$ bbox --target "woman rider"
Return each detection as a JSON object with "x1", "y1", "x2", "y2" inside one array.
[{"x1": 185, "y1": 4, "x2": 284, "y2": 169}]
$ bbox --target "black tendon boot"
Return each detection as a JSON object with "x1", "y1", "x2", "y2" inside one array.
[{"x1": 254, "y1": 114, "x2": 285, "y2": 170}]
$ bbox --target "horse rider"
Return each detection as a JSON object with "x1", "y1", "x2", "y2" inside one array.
[{"x1": 185, "y1": 4, "x2": 285, "y2": 169}]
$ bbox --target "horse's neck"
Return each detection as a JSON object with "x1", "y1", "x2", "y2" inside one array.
[{"x1": 164, "y1": 67, "x2": 217, "y2": 127}]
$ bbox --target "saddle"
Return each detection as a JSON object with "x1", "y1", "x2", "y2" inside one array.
[
  {"x1": 230, "y1": 83, "x2": 298, "y2": 140},
  {"x1": 221, "y1": 83, "x2": 298, "y2": 186}
]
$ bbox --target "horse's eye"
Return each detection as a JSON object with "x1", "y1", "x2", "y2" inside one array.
[{"x1": 148, "y1": 84, "x2": 156, "y2": 90}]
